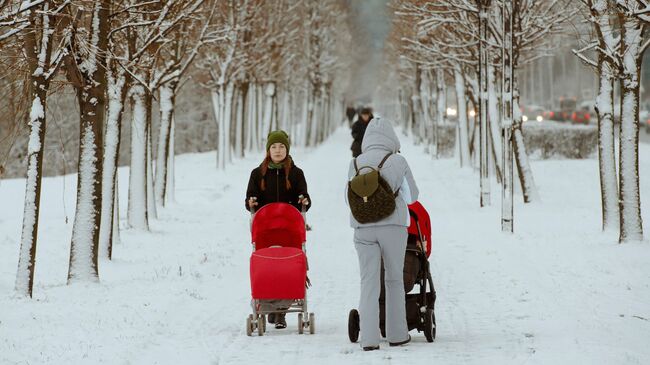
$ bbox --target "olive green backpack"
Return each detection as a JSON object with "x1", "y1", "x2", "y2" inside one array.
[{"x1": 347, "y1": 153, "x2": 399, "y2": 223}]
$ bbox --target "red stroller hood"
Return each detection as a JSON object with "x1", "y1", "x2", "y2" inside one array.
[
  {"x1": 408, "y1": 201, "x2": 432, "y2": 257},
  {"x1": 251, "y1": 203, "x2": 306, "y2": 250}
]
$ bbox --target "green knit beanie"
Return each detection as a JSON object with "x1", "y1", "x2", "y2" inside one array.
[{"x1": 266, "y1": 130, "x2": 290, "y2": 154}]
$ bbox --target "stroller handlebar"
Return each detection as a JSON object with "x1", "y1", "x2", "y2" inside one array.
[{"x1": 408, "y1": 209, "x2": 419, "y2": 222}]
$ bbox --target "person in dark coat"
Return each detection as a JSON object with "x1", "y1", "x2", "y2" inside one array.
[
  {"x1": 346, "y1": 106, "x2": 357, "y2": 127},
  {"x1": 350, "y1": 107, "x2": 373, "y2": 158},
  {"x1": 245, "y1": 130, "x2": 311, "y2": 329}
]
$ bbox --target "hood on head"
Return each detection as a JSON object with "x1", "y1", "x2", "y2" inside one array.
[{"x1": 361, "y1": 117, "x2": 400, "y2": 153}]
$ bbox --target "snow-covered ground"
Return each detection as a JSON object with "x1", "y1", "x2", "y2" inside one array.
[{"x1": 1, "y1": 125, "x2": 649, "y2": 364}]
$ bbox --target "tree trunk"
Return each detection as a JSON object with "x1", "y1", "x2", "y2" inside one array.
[
  {"x1": 166, "y1": 116, "x2": 176, "y2": 205},
  {"x1": 234, "y1": 85, "x2": 244, "y2": 158},
  {"x1": 300, "y1": 88, "x2": 310, "y2": 147},
  {"x1": 455, "y1": 67, "x2": 471, "y2": 168},
  {"x1": 420, "y1": 70, "x2": 432, "y2": 152},
  {"x1": 155, "y1": 82, "x2": 176, "y2": 207},
  {"x1": 512, "y1": 95, "x2": 539, "y2": 203},
  {"x1": 211, "y1": 85, "x2": 225, "y2": 169},
  {"x1": 263, "y1": 82, "x2": 275, "y2": 138},
  {"x1": 255, "y1": 85, "x2": 262, "y2": 150},
  {"x1": 488, "y1": 64, "x2": 503, "y2": 180},
  {"x1": 68, "y1": 1, "x2": 109, "y2": 283},
  {"x1": 595, "y1": 59, "x2": 619, "y2": 231},
  {"x1": 145, "y1": 90, "x2": 156, "y2": 219},
  {"x1": 246, "y1": 83, "x2": 257, "y2": 152},
  {"x1": 224, "y1": 81, "x2": 234, "y2": 164},
  {"x1": 15, "y1": 5, "x2": 53, "y2": 297},
  {"x1": 100, "y1": 66, "x2": 127, "y2": 259},
  {"x1": 435, "y1": 69, "x2": 446, "y2": 157},
  {"x1": 127, "y1": 85, "x2": 149, "y2": 230},
  {"x1": 618, "y1": 15, "x2": 644, "y2": 242}
]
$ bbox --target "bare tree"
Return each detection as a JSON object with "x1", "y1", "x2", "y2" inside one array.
[
  {"x1": 63, "y1": 0, "x2": 111, "y2": 283},
  {"x1": 10, "y1": 0, "x2": 70, "y2": 296},
  {"x1": 154, "y1": 2, "x2": 216, "y2": 207}
]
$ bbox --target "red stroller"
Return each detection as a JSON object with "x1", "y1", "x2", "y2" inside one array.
[{"x1": 246, "y1": 203, "x2": 315, "y2": 336}]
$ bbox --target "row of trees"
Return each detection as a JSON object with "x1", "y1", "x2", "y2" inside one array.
[
  {"x1": 574, "y1": 0, "x2": 647, "y2": 242},
  {"x1": 1, "y1": 0, "x2": 352, "y2": 297},
  {"x1": 384, "y1": 1, "x2": 571, "y2": 205},
  {"x1": 384, "y1": 0, "x2": 645, "y2": 242}
]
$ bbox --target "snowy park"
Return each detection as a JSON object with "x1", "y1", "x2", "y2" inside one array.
[
  {"x1": 1, "y1": 127, "x2": 649, "y2": 364},
  {"x1": 1, "y1": 0, "x2": 650, "y2": 364}
]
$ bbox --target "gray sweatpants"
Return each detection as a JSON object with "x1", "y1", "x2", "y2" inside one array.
[{"x1": 354, "y1": 225, "x2": 408, "y2": 347}]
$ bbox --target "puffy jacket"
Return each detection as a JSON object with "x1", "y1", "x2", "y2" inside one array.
[
  {"x1": 246, "y1": 161, "x2": 311, "y2": 213},
  {"x1": 347, "y1": 117, "x2": 419, "y2": 228}
]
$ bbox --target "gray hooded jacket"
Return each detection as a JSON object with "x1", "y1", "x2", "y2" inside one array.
[{"x1": 347, "y1": 118, "x2": 419, "y2": 228}]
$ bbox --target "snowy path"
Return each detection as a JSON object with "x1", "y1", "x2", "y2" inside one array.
[{"x1": 1, "y1": 125, "x2": 650, "y2": 364}]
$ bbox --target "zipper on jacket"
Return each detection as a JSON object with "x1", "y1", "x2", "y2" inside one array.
[{"x1": 276, "y1": 169, "x2": 280, "y2": 202}]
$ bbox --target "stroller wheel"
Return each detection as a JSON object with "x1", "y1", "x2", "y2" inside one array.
[
  {"x1": 348, "y1": 309, "x2": 360, "y2": 343},
  {"x1": 424, "y1": 308, "x2": 436, "y2": 342},
  {"x1": 309, "y1": 313, "x2": 315, "y2": 334},
  {"x1": 246, "y1": 314, "x2": 254, "y2": 336},
  {"x1": 258, "y1": 315, "x2": 265, "y2": 336},
  {"x1": 298, "y1": 313, "x2": 304, "y2": 334}
]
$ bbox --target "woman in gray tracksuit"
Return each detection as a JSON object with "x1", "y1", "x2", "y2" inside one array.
[{"x1": 347, "y1": 117, "x2": 419, "y2": 351}]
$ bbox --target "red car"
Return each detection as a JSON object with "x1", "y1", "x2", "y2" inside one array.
[{"x1": 545, "y1": 98, "x2": 591, "y2": 124}]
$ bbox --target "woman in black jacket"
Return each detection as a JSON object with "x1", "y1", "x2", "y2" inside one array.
[{"x1": 245, "y1": 130, "x2": 311, "y2": 329}]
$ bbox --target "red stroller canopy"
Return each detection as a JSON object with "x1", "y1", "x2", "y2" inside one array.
[
  {"x1": 251, "y1": 203, "x2": 306, "y2": 250},
  {"x1": 408, "y1": 201, "x2": 432, "y2": 257}
]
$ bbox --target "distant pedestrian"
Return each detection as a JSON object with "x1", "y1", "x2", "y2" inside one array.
[
  {"x1": 346, "y1": 106, "x2": 357, "y2": 127},
  {"x1": 350, "y1": 107, "x2": 373, "y2": 158}
]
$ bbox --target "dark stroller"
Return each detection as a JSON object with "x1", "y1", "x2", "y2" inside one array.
[{"x1": 348, "y1": 201, "x2": 437, "y2": 343}]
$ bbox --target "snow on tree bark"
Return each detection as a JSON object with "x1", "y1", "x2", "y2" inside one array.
[
  {"x1": 234, "y1": 86, "x2": 244, "y2": 158},
  {"x1": 16, "y1": 95, "x2": 47, "y2": 297},
  {"x1": 618, "y1": 13, "x2": 644, "y2": 242},
  {"x1": 99, "y1": 66, "x2": 127, "y2": 259},
  {"x1": 155, "y1": 83, "x2": 175, "y2": 206},
  {"x1": 455, "y1": 67, "x2": 471, "y2": 168},
  {"x1": 488, "y1": 64, "x2": 503, "y2": 181},
  {"x1": 67, "y1": 0, "x2": 109, "y2": 283},
  {"x1": 212, "y1": 86, "x2": 225, "y2": 169},
  {"x1": 224, "y1": 81, "x2": 234, "y2": 164},
  {"x1": 127, "y1": 85, "x2": 149, "y2": 230},
  {"x1": 146, "y1": 94, "x2": 157, "y2": 219},
  {"x1": 512, "y1": 96, "x2": 540, "y2": 203},
  {"x1": 15, "y1": 2, "x2": 56, "y2": 297},
  {"x1": 596, "y1": 59, "x2": 619, "y2": 231},
  {"x1": 166, "y1": 116, "x2": 176, "y2": 205},
  {"x1": 435, "y1": 69, "x2": 446, "y2": 157}
]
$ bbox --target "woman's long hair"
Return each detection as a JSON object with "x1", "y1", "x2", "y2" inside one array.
[{"x1": 260, "y1": 152, "x2": 292, "y2": 191}]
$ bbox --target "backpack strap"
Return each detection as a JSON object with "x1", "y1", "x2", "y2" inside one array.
[
  {"x1": 353, "y1": 158, "x2": 359, "y2": 174},
  {"x1": 376, "y1": 153, "x2": 401, "y2": 197},
  {"x1": 378, "y1": 153, "x2": 392, "y2": 169}
]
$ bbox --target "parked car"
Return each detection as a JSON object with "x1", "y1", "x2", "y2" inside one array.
[
  {"x1": 521, "y1": 105, "x2": 545, "y2": 123},
  {"x1": 545, "y1": 97, "x2": 591, "y2": 124}
]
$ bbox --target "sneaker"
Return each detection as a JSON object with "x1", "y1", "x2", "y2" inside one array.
[
  {"x1": 267, "y1": 313, "x2": 276, "y2": 324},
  {"x1": 362, "y1": 345, "x2": 380, "y2": 351},
  {"x1": 389, "y1": 334, "x2": 411, "y2": 347},
  {"x1": 275, "y1": 315, "x2": 287, "y2": 329}
]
